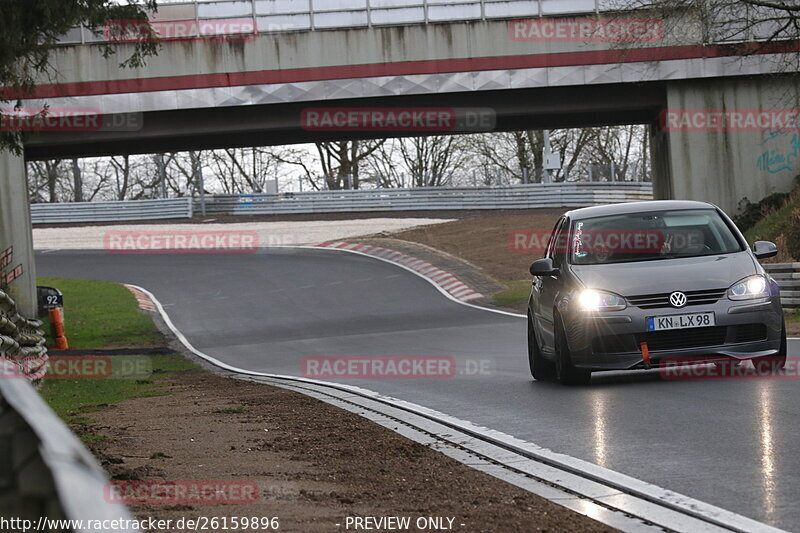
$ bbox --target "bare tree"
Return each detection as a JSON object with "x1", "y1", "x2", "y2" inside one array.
[
  {"x1": 276, "y1": 140, "x2": 386, "y2": 190},
  {"x1": 71, "y1": 158, "x2": 82, "y2": 202},
  {"x1": 398, "y1": 136, "x2": 470, "y2": 187},
  {"x1": 614, "y1": 0, "x2": 800, "y2": 54},
  {"x1": 109, "y1": 155, "x2": 131, "y2": 200},
  {"x1": 210, "y1": 147, "x2": 286, "y2": 194}
]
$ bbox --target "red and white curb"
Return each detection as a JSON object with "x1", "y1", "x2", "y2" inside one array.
[
  {"x1": 316, "y1": 242, "x2": 484, "y2": 302},
  {"x1": 125, "y1": 284, "x2": 156, "y2": 312}
]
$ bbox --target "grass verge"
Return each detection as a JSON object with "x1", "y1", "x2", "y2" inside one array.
[
  {"x1": 492, "y1": 280, "x2": 531, "y2": 312},
  {"x1": 39, "y1": 354, "x2": 197, "y2": 427},
  {"x1": 38, "y1": 277, "x2": 164, "y2": 349},
  {"x1": 36, "y1": 276, "x2": 197, "y2": 434}
]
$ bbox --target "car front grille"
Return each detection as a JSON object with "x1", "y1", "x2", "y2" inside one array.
[
  {"x1": 636, "y1": 326, "x2": 728, "y2": 351},
  {"x1": 592, "y1": 324, "x2": 770, "y2": 355},
  {"x1": 626, "y1": 288, "x2": 727, "y2": 309}
]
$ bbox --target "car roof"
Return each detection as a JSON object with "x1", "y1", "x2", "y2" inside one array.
[{"x1": 564, "y1": 200, "x2": 718, "y2": 221}]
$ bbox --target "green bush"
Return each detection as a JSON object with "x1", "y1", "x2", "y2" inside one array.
[
  {"x1": 734, "y1": 191, "x2": 789, "y2": 233},
  {"x1": 785, "y1": 209, "x2": 800, "y2": 261}
]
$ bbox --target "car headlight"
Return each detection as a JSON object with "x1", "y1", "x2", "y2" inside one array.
[
  {"x1": 577, "y1": 289, "x2": 627, "y2": 311},
  {"x1": 728, "y1": 274, "x2": 769, "y2": 300}
]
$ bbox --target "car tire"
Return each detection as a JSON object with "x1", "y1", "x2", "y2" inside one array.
[
  {"x1": 528, "y1": 313, "x2": 555, "y2": 381},
  {"x1": 753, "y1": 320, "x2": 787, "y2": 375},
  {"x1": 554, "y1": 320, "x2": 591, "y2": 386}
]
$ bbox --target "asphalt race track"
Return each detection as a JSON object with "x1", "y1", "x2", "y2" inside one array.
[{"x1": 37, "y1": 248, "x2": 800, "y2": 530}]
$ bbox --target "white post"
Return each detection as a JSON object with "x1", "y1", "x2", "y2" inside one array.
[{"x1": 543, "y1": 130, "x2": 552, "y2": 184}]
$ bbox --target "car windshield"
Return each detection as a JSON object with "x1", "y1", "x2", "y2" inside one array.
[{"x1": 569, "y1": 209, "x2": 743, "y2": 265}]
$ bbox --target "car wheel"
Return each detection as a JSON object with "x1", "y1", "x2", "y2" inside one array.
[
  {"x1": 528, "y1": 313, "x2": 555, "y2": 381},
  {"x1": 753, "y1": 320, "x2": 787, "y2": 375},
  {"x1": 554, "y1": 321, "x2": 591, "y2": 386}
]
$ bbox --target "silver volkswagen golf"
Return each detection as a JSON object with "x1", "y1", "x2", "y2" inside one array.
[{"x1": 527, "y1": 200, "x2": 786, "y2": 385}]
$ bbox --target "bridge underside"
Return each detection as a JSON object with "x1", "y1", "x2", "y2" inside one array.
[
  {"x1": 23, "y1": 73, "x2": 800, "y2": 216},
  {"x1": 24, "y1": 82, "x2": 666, "y2": 160}
]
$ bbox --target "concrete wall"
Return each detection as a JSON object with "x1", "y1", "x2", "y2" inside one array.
[
  {"x1": 653, "y1": 75, "x2": 800, "y2": 214},
  {"x1": 42, "y1": 16, "x2": 701, "y2": 87},
  {"x1": 0, "y1": 152, "x2": 36, "y2": 317}
]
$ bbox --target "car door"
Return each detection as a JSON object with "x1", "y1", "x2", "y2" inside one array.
[{"x1": 532, "y1": 217, "x2": 567, "y2": 353}]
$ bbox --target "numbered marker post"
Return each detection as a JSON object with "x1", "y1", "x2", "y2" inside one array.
[{"x1": 38, "y1": 286, "x2": 68, "y2": 350}]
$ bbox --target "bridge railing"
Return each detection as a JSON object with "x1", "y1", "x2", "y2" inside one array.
[
  {"x1": 55, "y1": 0, "x2": 790, "y2": 45},
  {"x1": 58, "y1": 0, "x2": 603, "y2": 43}
]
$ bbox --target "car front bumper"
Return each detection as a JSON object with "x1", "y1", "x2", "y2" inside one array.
[{"x1": 564, "y1": 296, "x2": 784, "y2": 371}]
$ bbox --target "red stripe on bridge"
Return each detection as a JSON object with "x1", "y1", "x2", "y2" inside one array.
[{"x1": 4, "y1": 40, "x2": 798, "y2": 100}]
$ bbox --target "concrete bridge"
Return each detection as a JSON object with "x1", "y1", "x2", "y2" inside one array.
[{"x1": 2, "y1": 0, "x2": 799, "y2": 312}]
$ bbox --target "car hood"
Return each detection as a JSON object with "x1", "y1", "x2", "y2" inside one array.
[{"x1": 569, "y1": 252, "x2": 757, "y2": 296}]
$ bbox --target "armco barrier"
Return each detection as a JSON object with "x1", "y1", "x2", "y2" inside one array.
[
  {"x1": 30, "y1": 183, "x2": 653, "y2": 223},
  {"x1": 198, "y1": 183, "x2": 655, "y2": 216},
  {"x1": 0, "y1": 288, "x2": 139, "y2": 530},
  {"x1": 764, "y1": 263, "x2": 800, "y2": 309},
  {"x1": 30, "y1": 197, "x2": 193, "y2": 225},
  {"x1": 0, "y1": 359, "x2": 140, "y2": 531}
]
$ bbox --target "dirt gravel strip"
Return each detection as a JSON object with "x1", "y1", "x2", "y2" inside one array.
[{"x1": 85, "y1": 365, "x2": 617, "y2": 533}]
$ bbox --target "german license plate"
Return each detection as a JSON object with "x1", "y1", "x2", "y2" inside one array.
[{"x1": 647, "y1": 312, "x2": 715, "y2": 331}]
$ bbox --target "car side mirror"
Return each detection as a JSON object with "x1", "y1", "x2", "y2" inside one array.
[
  {"x1": 530, "y1": 258, "x2": 559, "y2": 277},
  {"x1": 753, "y1": 241, "x2": 778, "y2": 260}
]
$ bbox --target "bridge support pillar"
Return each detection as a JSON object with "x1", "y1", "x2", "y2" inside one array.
[
  {"x1": 651, "y1": 75, "x2": 799, "y2": 214},
  {"x1": 0, "y1": 151, "x2": 37, "y2": 317}
]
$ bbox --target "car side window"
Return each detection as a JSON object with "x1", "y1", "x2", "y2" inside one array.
[
  {"x1": 550, "y1": 218, "x2": 568, "y2": 268},
  {"x1": 545, "y1": 218, "x2": 566, "y2": 262}
]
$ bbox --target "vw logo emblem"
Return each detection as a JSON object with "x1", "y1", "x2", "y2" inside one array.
[{"x1": 669, "y1": 291, "x2": 687, "y2": 308}]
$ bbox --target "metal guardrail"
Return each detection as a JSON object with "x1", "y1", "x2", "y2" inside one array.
[
  {"x1": 764, "y1": 263, "x2": 800, "y2": 309},
  {"x1": 0, "y1": 359, "x2": 141, "y2": 532},
  {"x1": 0, "y1": 288, "x2": 139, "y2": 530},
  {"x1": 31, "y1": 197, "x2": 193, "y2": 225},
  {"x1": 58, "y1": 0, "x2": 602, "y2": 43},
  {"x1": 198, "y1": 182, "x2": 655, "y2": 215}
]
